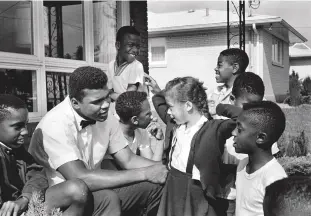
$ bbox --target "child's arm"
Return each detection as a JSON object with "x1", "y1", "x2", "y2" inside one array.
[
  {"x1": 216, "y1": 104, "x2": 242, "y2": 119},
  {"x1": 152, "y1": 91, "x2": 172, "y2": 125}
]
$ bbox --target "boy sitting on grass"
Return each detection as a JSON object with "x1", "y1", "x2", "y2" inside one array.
[
  {"x1": 263, "y1": 176, "x2": 311, "y2": 216},
  {"x1": 0, "y1": 94, "x2": 90, "y2": 216},
  {"x1": 232, "y1": 101, "x2": 287, "y2": 216}
]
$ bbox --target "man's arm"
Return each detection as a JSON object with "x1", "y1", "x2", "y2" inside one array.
[{"x1": 58, "y1": 147, "x2": 167, "y2": 192}]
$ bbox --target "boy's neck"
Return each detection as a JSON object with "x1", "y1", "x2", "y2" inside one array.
[
  {"x1": 185, "y1": 112, "x2": 203, "y2": 129},
  {"x1": 247, "y1": 148, "x2": 274, "y2": 174},
  {"x1": 225, "y1": 75, "x2": 238, "y2": 89},
  {"x1": 116, "y1": 54, "x2": 126, "y2": 67},
  {"x1": 119, "y1": 121, "x2": 136, "y2": 139}
]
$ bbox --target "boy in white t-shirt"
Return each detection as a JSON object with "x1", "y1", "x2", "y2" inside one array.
[
  {"x1": 215, "y1": 72, "x2": 279, "y2": 216},
  {"x1": 232, "y1": 101, "x2": 287, "y2": 216}
]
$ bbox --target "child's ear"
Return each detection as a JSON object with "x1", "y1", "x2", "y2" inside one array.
[
  {"x1": 256, "y1": 132, "x2": 269, "y2": 146},
  {"x1": 131, "y1": 116, "x2": 139, "y2": 125},
  {"x1": 115, "y1": 41, "x2": 120, "y2": 50},
  {"x1": 185, "y1": 101, "x2": 193, "y2": 112},
  {"x1": 232, "y1": 63, "x2": 240, "y2": 75}
]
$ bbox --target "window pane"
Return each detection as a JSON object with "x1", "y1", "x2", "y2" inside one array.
[
  {"x1": 46, "y1": 72, "x2": 70, "y2": 111},
  {"x1": 93, "y1": 1, "x2": 117, "y2": 63},
  {"x1": 151, "y1": 47, "x2": 165, "y2": 61},
  {"x1": 44, "y1": 1, "x2": 84, "y2": 60},
  {"x1": 0, "y1": 68, "x2": 37, "y2": 112},
  {"x1": 0, "y1": 1, "x2": 33, "y2": 54}
]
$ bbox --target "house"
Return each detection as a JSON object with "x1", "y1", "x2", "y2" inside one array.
[
  {"x1": 148, "y1": 9, "x2": 307, "y2": 102},
  {"x1": 0, "y1": 0, "x2": 148, "y2": 141},
  {"x1": 289, "y1": 43, "x2": 311, "y2": 79}
]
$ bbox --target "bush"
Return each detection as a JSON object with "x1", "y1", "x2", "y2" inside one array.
[
  {"x1": 289, "y1": 70, "x2": 301, "y2": 106},
  {"x1": 24, "y1": 191, "x2": 62, "y2": 216},
  {"x1": 278, "y1": 155, "x2": 311, "y2": 176},
  {"x1": 282, "y1": 131, "x2": 309, "y2": 157}
]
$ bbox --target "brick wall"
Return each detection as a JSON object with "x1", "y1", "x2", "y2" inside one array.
[
  {"x1": 130, "y1": 1, "x2": 149, "y2": 74},
  {"x1": 262, "y1": 30, "x2": 289, "y2": 102}
]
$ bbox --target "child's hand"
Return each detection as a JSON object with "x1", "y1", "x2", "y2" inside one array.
[
  {"x1": 0, "y1": 197, "x2": 28, "y2": 216},
  {"x1": 147, "y1": 121, "x2": 164, "y2": 140},
  {"x1": 144, "y1": 73, "x2": 161, "y2": 94}
]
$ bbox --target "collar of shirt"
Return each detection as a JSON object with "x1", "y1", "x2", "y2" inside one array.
[
  {"x1": 178, "y1": 115, "x2": 208, "y2": 135},
  {"x1": 216, "y1": 84, "x2": 232, "y2": 95},
  {"x1": 66, "y1": 97, "x2": 90, "y2": 131},
  {"x1": 0, "y1": 141, "x2": 12, "y2": 151},
  {"x1": 114, "y1": 58, "x2": 132, "y2": 76}
]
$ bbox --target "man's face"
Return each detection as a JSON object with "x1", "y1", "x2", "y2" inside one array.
[
  {"x1": 136, "y1": 99, "x2": 153, "y2": 129},
  {"x1": 0, "y1": 108, "x2": 28, "y2": 148},
  {"x1": 116, "y1": 33, "x2": 140, "y2": 64},
  {"x1": 74, "y1": 87, "x2": 111, "y2": 122},
  {"x1": 165, "y1": 95, "x2": 188, "y2": 125},
  {"x1": 214, "y1": 55, "x2": 235, "y2": 83},
  {"x1": 232, "y1": 113, "x2": 258, "y2": 154}
]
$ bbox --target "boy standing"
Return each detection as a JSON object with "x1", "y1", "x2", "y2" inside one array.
[
  {"x1": 208, "y1": 48, "x2": 249, "y2": 119},
  {"x1": 232, "y1": 101, "x2": 287, "y2": 216},
  {"x1": 0, "y1": 94, "x2": 90, "y2": 216},
  {"x1": 107, "y1": 26, "x2": 145, "y2": 103}
]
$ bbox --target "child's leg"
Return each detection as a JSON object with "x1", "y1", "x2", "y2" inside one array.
[{"x1": 45, "y1": 179, "x2": 90, "y2": 216}]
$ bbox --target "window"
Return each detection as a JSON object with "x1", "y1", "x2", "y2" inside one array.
[
  {"x1": 0, "y1": 68, "x2": 37, "y2": 112},
  {"x1": 272, "y1": 36, "x2": 283, "y2": 66},
  {"x1": 0, "y1": 1, "x2": 125, "y2": 122},
  {"x1": 43, "y1": 1, "x2": 84, "y2": 60},
  {"x1": 0, "y1": 1, "x2": 33, "y2": 54},
  {"x1": 149, "y1": 38, "x2": 166, "y2": 67}
]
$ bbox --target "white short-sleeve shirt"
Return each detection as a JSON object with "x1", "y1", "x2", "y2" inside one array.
[
  {"x1": 30, "y1": 97, "x2": 127, "y2": 186},
  {"x1": 235, "y1": 157, "x2": 287, "y2": 216},
  {"x1": 107, "y1": 59, "x2": 144, "y2": 94}
]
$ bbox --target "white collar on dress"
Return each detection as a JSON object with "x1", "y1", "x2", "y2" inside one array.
[{"x1": 66, "y1": 96, "x2": 90, "y2": 131}]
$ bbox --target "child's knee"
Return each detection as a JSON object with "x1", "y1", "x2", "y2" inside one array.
[{"x1": 66, "y1": 179, "x2": 90, "y2": 204}]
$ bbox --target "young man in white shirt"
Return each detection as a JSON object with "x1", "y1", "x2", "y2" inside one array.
[
  {"x1": 107, "y1": 26, "x2": 145, "y2": 116},
  {"x1": 232, "y1": 101, "x2": 287, "y2": 216},
  {"x1": 29, "y1": 66, "x2": 168, "y2": 216}
]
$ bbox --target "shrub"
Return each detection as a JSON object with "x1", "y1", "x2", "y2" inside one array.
[
  {"x1": 289, "y1": 70, "x2": 301, "y2": 106},
  {"x1": 301, "y1": 76, "x2": 311, "y2": 96},
  {"x1": 278, "y1": 155, "x2": 311, "y2": 176},
  {"x1": 283, "y1": 131, "x2": 309, "y2": 157},
  {"x1": 24, "y1": 191, "x2": 62, "y2": 216}
]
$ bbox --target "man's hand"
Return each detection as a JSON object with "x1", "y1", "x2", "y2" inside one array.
[
  {"x1": 0, "y1": 197, "x2": 28, "y2": 216},
  {"x1": 147, "y1": 121, "x2": 164, "y2": 141},
  {"x1": 144, "y1": 163, "x2": 168, "y2": 184},
  {"x1": 144, "y1": 73, "x2": 161, "y2": 94}
]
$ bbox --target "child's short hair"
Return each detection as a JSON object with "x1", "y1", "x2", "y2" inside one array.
[
  {"x1": 115, "y1": 91, "x2": 148, "y2": 122},
  {"x1": 220, "y1": 48, "x2": 249, "y2": 73},
  {"x1": 242, "y1": 101, "x2": 286, "y2": 145},
  {"x1": 116, "y1": 26, "x2": 140, "y2": 42},
  {"x1": 0, "y1": 94, "x2": 27, "y2": 122},
  {"x1": 264, "y1": 176, "x2": 311, "y2": 215},
  {"x1": 164, "y1": 76, "x2": 210, "y2": 118},
  {"x1": 232, "y1": 72, "x2": 265, "y2": 99},
  {"x1": 69, "y1": 66, "x2": 108, "y2": 101}
]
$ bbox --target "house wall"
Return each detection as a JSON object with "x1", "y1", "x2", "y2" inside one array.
[
  {"x1": 261, "y1": 29, "x2": 290, "y2": 102},
  {"x1": 149, "y1": 30, "x2": 251, "y2": 94},
  {"x1": 290, "y1": 57, "x2": 311, "y2": 79}
]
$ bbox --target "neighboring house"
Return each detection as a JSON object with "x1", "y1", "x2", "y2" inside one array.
[
  {"x1": 0, "y1": 1, "x2": 148, "y2": 142},
  {"x1": 148, "y1": 9, "x2": 307, "y2": 102},
  {"x1": 289, "y1": 43, "x2": 311, "y2": 79}
]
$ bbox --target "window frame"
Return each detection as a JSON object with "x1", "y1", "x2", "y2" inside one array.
[
  {"x1": 0, "y1": 0, "x2": 128, "y2": 122},
  {"x1": 149, "y1": 37, "x2": 167, "y2": 68},
  {"x1": 272, "y1": 35, "x2": 284, "y2": 67}
]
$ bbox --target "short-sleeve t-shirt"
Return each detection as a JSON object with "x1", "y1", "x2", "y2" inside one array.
[
  {"x1": 235, "y1": 157, "x2": 287, "y2": 216},
  {"x1": 29, "y1": 97, "x2": 127, "y2": 186},
  {"x1": 107, "y1": 59, "x2": 144, "y2": 94}
]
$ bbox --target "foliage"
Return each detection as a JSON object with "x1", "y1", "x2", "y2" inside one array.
[
  {"x1": 278, "y1": 155, "x2": 311, "y2": 176},
  {"x1": 24, "y1": 191, "x2": 62, "y2": 216},
  {"x1": 282, "y1": 131, "x2": 309, "y2": 157},
  {"x1": 288, "y1": 70, "x2": 301, "y2": 106},
  {"x1": 301, "y1": 76, "x2": 311, "y2": 96}
]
